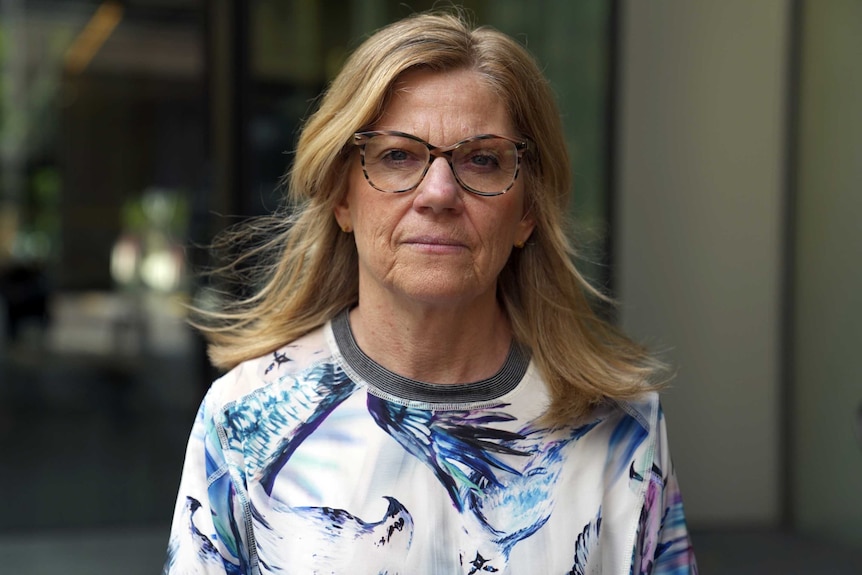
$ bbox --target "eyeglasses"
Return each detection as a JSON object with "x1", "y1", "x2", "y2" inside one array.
[{"x1": 352, "y1": 130, "x2": 531, "y2": 197}]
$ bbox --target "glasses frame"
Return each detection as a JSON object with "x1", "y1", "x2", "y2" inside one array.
[{"x1": 352, "y1": 130, "x2": 532, "y2": 197}]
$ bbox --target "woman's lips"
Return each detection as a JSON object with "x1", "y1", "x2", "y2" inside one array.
[{"x1": 402, "y1": 236, "x2": 466, "y2": 253}]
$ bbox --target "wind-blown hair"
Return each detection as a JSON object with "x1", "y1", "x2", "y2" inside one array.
[{"x1": 196, "y1": 11, "x2": 662, "y2": 424}]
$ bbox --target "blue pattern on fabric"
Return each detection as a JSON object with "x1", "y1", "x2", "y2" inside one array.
[
  {"x1": 222, "y1": 363, "x2": 357, "y2": 494},
  {"x1": 164, "y1": 324, "x2": 697, "y2": 574}
]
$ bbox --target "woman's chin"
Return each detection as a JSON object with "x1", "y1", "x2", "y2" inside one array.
[{"x1": 384, "y1": 278, "x2": 495, "y2": 311}]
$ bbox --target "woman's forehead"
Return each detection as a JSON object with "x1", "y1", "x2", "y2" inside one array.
[{"x1": 373, "y1": 68, "x2": 515, "y2": 142}]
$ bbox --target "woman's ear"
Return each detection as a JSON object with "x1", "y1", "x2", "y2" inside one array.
[
  {"x1": 333, "y1": 199, "x2": 352, "y2": 233},
  {"x1": 515, "y1": 211, "x2": 536, "y2": 247}
]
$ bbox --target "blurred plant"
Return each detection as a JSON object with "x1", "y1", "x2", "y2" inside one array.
[
  {"x1": 120, "y1": 188, "x2": 189, "y2": 236},
  {"x1": 12, "y1": 166, "x2": 62, "y2": 262},
  {"x1": 112, "y1": 188, "x2": 189, "y2": 293}
]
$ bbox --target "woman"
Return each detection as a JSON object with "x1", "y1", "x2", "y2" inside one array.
[{"x1": 165, "y1": 12, "x2": 697, "y2": 575}]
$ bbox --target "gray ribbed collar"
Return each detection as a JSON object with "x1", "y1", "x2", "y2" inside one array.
[{"x1": 331, "y1": 308, "x2": 530, "y2": 404}]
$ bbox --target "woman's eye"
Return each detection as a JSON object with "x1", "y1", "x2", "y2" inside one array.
[
  {"x1": 382, "y1": 149, "x2": 411, "y2": 163},
  {"x1": 472, "y1": 153, "x2": 499, "y2": 166},
  {"x1": 462, "y1": 151, "x2": 501, "y2": 171},
  {"x1": 370, "y1": 146, "x2": 424, "y2": 172}
]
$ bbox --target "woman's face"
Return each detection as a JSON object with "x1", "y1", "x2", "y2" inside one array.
[{"x1": 335, "y1": 68, "x2": 535, "y2": 311}]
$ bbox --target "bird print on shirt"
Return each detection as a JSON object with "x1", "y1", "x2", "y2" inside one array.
[
  {"x1": 221, "y1": 362, "x2": 358, "y2": 495},
  {"x1": 164, "y1": 496, "x2": 244, "y2": 575},
  {"x1": 568, "y1": 506, "x2": 603, "y2": 575},
  {"x1": 251, "y1": 492, "x2": 414, "y2": 575},
  {"x1": 366, "y1": 393, "x2": 602, "y2": 573}
]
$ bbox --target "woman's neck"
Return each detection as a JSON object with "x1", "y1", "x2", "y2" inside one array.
[{"x1": 347, "y1": 296, "x2": 513, "y2": 384}]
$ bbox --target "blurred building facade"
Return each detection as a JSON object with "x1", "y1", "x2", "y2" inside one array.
[{"x1": 616, "y1": 0, "x2": 862, "y2": 550}]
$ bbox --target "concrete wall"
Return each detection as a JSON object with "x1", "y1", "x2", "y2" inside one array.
[
  {"x1": 615, "y1": 0, "x2": 790, "y2": 525},
  {"x1": 793, "y1": 0, "x2": 862, "y2": 547}
]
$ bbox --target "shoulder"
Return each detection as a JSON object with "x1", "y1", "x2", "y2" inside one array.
[
  {"x1": 585, "y1": 390, "x2": 662, "y2": 437},
  {"x1": 579, "y1": 391, "x2": 665, "y2": 480},
  {"x1": 612, "y1": 390, "x2": 662, "y2": 435},
  {"x1": 204, "y1": 322, "x2": 336, "y2": 413}
]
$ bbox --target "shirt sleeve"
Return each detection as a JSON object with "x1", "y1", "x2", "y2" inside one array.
[
  {"x1": 163, "y1": 383, "x2": 251, "y2": 575},
  {"x1": 632, "y1": 406, "x2": 699, "y2": 575}
]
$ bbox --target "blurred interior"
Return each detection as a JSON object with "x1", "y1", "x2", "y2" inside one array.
[{"x1": 0, "y1": 1, "x2": 859, "y2": 573}]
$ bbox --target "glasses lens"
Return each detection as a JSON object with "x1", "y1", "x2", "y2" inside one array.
[
  {"x1": 452, "y1": 138, "x2": 518, "y2": 194},
  {"x1": 362, "y1": 134, "x2": 429, "y2": 193}
]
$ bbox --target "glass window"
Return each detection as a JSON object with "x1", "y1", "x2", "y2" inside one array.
[{"x1": 0, "y1": 0, "x2": 206, "y2": 532}]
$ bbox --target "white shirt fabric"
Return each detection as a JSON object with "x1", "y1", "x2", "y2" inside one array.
[{"x1": 164, "y1": 310, "x2": 697, "y2": 574}]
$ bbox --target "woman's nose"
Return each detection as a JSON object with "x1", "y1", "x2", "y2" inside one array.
[{"x1": 413, "y1": 157, "x2": 462, "y2": 212}]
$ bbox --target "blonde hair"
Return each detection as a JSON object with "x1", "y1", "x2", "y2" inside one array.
[{"x1": 196, "y1": 11, "x2": 662, "y2": 424}]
